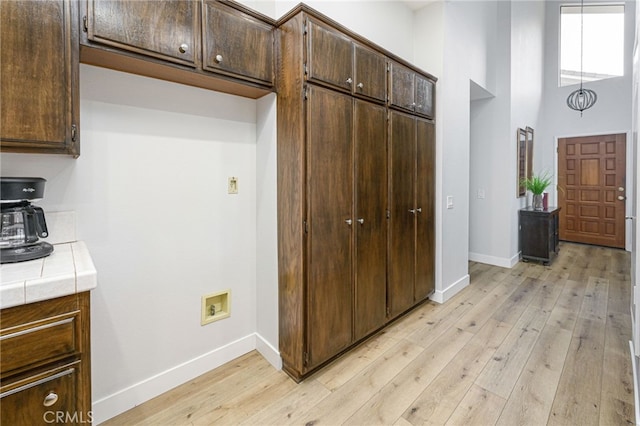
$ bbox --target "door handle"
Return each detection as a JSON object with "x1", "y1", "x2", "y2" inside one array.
[
  {"x1": 345, "y1": 219, "x2": 353, "y2": 225},
  {"x1": 357, "y1": 218, "x2": 364, "y2": 225},
  {"x1": 619, "y1": 187, "x2": 625, "y2": 192},
  {"x1": 409, "y1": 209, "x2": 416, "y2": 214},
  {"x1": 618, "y1": 195, "x2": 626, "y2": 201}
]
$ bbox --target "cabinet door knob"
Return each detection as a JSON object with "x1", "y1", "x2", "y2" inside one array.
[
  {"x1": 357, "y1": 218, "x2": 364, "y2": 224},
  {"x1": 416, "y1": 207, "x2": 422, "y2": 213},
  {"x1": 345, "y1": 219, "x2": 353, "y2": 225},
  {"x1": 179, "y1": 43, "x2": 189, "y2": 54},
  {"x1": 346, "y1": 77, "x2": 353, "y2": 84},
  {"x1": 409, "y1": 209, "x2": 416, "y2": 214},
  {"x1": 357, "y1": 82, "x2": 364, "y2": 89},
  {"x1": 215, "y1": 54, "x2": 223, "y2": 63},
  {"x1": 43, "y1": 391, "x2": 59, "y2": 407}
]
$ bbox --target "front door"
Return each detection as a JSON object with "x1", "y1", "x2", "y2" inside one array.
[{"x1": 558, "y1": 133, "x2": 626, "y2": 248}]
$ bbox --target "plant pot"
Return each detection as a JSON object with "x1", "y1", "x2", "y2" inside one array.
[{"x1": 533, "y1": 194, "x2": 543, "y2": 211}]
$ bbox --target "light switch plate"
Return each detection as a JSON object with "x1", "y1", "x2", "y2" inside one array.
[
  {"x1": 447, "y1": 196, "x2": 454, "y2": 209},
  {"x1": 228, "y1": 177, "x2": 238, "y2": 194}
]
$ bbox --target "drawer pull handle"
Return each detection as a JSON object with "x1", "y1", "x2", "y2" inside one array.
[
  {"x1": 43, "y1": 391, "x2": 59, "y2": 407},
  {"x1": 179, "y1": 43, "x2": 189, "y2": 54},
  {"x1": 0, "y1": 368, "x2": 75, "y2": 399},
  {"x1": 0, "y1": 317, "x2": 74, "y2": 341}
]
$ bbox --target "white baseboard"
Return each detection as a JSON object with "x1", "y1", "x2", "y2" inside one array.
[
  {"x1": 256, "y1": 333, "x2": 282, "y2": 370},
  {"x1": 430, "y1": 274, "x2": 470, "y2": 304},
  {"x1": 468, "y1": 251, "x2": 520, "y2": 268},
  {"x1": 630, "y1": 340, "x2": 640, "y2": 425},
  {"x1": 92, "y1": 334, "x2": 258, "y2": 425}
]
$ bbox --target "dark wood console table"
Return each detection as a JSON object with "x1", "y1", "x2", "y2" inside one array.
[{"x1": 519, "y1": 206, "x2": 560, "y2": 265}]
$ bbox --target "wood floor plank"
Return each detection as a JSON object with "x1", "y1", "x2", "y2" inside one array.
[
  {"x1": 548, "y1": 317, "x2": 606, "y2": 426},
  {"x1": 401, "y1": 318, "x2": 511, "y2": 425},
  {"x1": 345, "y1": 326, "x2": 475, "y2": 425},
  {"x1": 599, "y1": 312, "x2": 635, "y2": 425},
  {"x1": 293, "y1": 339, "x2": 425, "y2": 425},
  {"x1": 444, "y1": 384, "x2": 506, "y2": 426},
  {"x1": 495, "y1": 324, "x2": 572, "y2": 426},
  {"x1": 476, "y1": 305, "x2": 550, "y2": 399},
  {"x1": 314, "y1": 331, "x2": 398, "y2": 391},
  {"x1": 101, "y1": 242, "x2": 634, "y2": 426}
]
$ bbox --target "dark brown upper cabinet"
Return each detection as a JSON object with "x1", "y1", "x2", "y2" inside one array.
[
  {"x1": 1, "y1": 0, "x2": 80, "y2": 156},
  {"x1": 202, "y1": 0, "x2": 274, "y2": 86},
  {"x1": 307, "y1": 19, "x2": 386, "y2": 102},
  {"x1": 87, "y1": 0, "x2": 197, "y2": 67},
  {"x1": 81, "y1": 0, "x2": 275, "y2": 98},
  {"x1": 389, "y1": 61, "x2": 435, "y2": 118}
]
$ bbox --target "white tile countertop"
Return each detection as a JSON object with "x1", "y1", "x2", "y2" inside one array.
[
  {"x1": 0, "y1": 211, "x2": 97, "y2": 310},
  {"x1": 0, "y1": 241, "x2": 97, "y2": 309}
]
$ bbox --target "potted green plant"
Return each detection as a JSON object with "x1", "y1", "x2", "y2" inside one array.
[{"x1": 521, "y1": 172, "x2": 553, "y2": 210}]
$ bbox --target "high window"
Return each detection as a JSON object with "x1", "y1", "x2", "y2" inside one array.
[{"x1": 560, "y1": 4, "x2": 625, "y2": 86}]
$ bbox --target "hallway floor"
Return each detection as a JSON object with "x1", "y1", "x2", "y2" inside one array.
[{"x1": 103, "y1": 242, "x2": 635, "y2": 425}]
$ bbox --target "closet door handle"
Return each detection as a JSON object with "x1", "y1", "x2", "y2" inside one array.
[
  {"x1": 409, "y1": 209, "x2": 416, "y2": 214},
  {"x1": 416, "y1": 207, "x2": 422, "y2": 213},
  {"x1": 357, "y1": 218, "x2": 364, "y2": 225},
  {"x1": 345, "y1": 219, "x2": 353, "y2": 225}
]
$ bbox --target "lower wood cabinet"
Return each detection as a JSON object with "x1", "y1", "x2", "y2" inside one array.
[
  {"x1": 519, "y1": 207, "x2": 561, "y2": 264},
  {"x1": 0, "y1": 293, "x2": 91, "y2": 424}
]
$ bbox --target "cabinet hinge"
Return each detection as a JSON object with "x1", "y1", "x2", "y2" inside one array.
[
  {"x1": 387, "y1": 63, "x2": 391, "y2": 72},
  {"x1": 303, "y1": 351, "x2": 309, "y2": 366},
  {"x1": 71, "y1": 124, "x2": 77, "y2": 142},
  {"x1": 386, "y1": 210, "x2": 390, "y2": 219},
  {"x1": 304, "y1": 220, "x2": 308, "y2": 233},
  {"x1": 304, "y1": 63, "x2": 308, "y2": 76},
  {"x1": 303, "y1": 86, "x2": 308, "y2": 101},
  {"x1": 386, "y1": 307, "x2": 390, "y2": 316},
  {"x1": 303, "y1": 20, "x2": 308, "y2": 35},
  {"x1": 83, "y1": 15, "x2": 88, "y2": 32}
]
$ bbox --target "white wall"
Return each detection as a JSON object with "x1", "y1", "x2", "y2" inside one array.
[
  {"x1": 1, "y1": 65, "x2": 274, "y2": 423},
  {"x1": 539, "y1": 0, "x2": 635, "y2": 236}
]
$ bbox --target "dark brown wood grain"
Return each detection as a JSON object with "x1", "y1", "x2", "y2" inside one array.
[
  {"x1": 307, "y1": 19, "x2": 353, "y2": 92},
  {"x1": 353, "y1": 44, "x2": 387, "y2": 103},
  {"x1": 88, "y1": 0, "x2": 197, "y2": 66},
  {"x1": 0, "y1": 292, "x2": 91, "y2": 424},
  {"x1": 415, "y1": 118, "x2": 435, "y2": 300},
  {"x1": 388, "y1": 110, "x2": 417, "y2": 318},
  {"x1": 0, "y1": 0, "x2": 79, "y2": 156},
  {"x1": 353, "y1": 100, "x2": 387, "y2": 340},
  {"x1": 306, "y1": 85, "x2": 354, "y2": 368},
  {"x1": 389, "y1": 62, "x2": 416, "y2": 113},
  {"x1": 202, "y1": 1, "x2": 274, "y2": 86}
]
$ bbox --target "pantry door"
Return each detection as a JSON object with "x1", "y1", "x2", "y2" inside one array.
[{"x1": 558, "y1": 134, "x2": 626, "y2": 248}]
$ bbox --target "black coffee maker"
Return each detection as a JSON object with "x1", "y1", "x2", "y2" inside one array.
[{"x1": 1, "y1": 177, "x2": 54, "y2": 263}]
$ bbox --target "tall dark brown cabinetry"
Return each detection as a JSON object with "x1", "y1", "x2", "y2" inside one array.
[
  {"x1": 0, "y1": 0, "x2": 79, "y2": 156},
  {"x1": 277, "y1": 5, "x2": 436, "y2": 381},
  {"x1": 388, "y1": 111, "x2": 435, "y2": 318}
]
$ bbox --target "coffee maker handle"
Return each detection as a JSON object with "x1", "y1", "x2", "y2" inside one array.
[{"x1": 33, "y1": 206, "x2": 49, "y2": 238}]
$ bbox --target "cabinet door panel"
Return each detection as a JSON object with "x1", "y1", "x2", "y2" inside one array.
[
  {"x1": 388, "y1": 111, "x2": 416, "y2": 318},
  {"x1": 389, "y1": 62, "x2": 415, "y2": 112},
  {"x1": 415, "y1": 75, "x2": 435, "y2": 118},
  {"x1": 1, "y1": 0, "x2": 78, "y2": 155},
  {"x1": 88, "y1": 0, "x2": 196, "y2": 66},
  {"x1": 354, "y1": 44, "x2": 386, "y2": 102},
  {"x1": 307, "y1": 20, "x2": 353, "y2": 92},
  {"x1": 354, "y1": 100, "x2": 387, "y2": 340},
  {"x1": 306, "y1": 86, "x2": 353, "y2": 367},
  {"x1": 415, "y1": 119, "x2": 435, "y2": 300},
  {"x1": 1, "y1": 363, "x2": 79, "y2": 425},
  {"x1": 202, "y1": 1, "x2": 274, "y2": 85}
]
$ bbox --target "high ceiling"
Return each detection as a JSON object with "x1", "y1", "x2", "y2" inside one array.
[{"x1": 401, "y1": 0, "x2": 435, "y2": 11}]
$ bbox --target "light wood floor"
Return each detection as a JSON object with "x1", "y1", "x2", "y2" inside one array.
[{"x1": 103, "y1": 242, "x2": 635, "y2": 425}]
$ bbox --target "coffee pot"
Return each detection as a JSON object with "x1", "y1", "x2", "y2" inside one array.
[{"x1": 1, "y1": 177, "x2": 54, "y2": 263}]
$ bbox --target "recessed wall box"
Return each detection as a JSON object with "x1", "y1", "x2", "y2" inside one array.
[{"x1": 201, "y1": 290, "x2": 231, "y2": 325}]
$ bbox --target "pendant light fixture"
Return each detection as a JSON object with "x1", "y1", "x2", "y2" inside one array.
[{"x1": 566, "y1": 0, "x2": 597, "y2": 116}]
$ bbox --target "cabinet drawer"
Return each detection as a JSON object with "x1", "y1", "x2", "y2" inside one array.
[
  {"x1": 0, "y1": 295, "x2": 82, "y2": 375},
  {"x1": 1, "y1": 362, "x2": 81, "y2": 425}
]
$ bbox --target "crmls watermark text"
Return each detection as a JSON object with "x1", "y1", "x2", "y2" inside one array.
[{"x1": 43, "y1": 411, "x2": 93, "y2": 424}]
